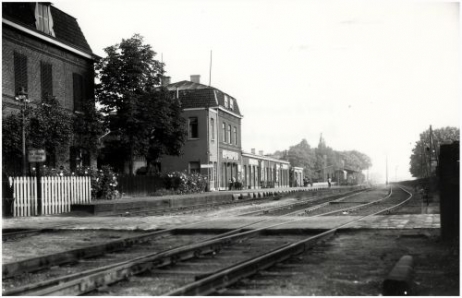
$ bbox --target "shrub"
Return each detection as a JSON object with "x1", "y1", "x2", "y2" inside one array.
[
  {"x1": 73, "y1": 165, "x2": 119, "y2": 200},
  {"x1": 163, "y1": 171, "x2": 207, "y2": 194}
]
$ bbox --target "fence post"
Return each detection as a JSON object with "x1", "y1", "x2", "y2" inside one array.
[
  {"x1": 64, "y1": 177, "x2": 70, "y2": 213},
  {"x1": 50, "y1": 176, "x2": 55, "y2": 215},
  {"x1": 87, "y1": 176, "x2": 91, "y2": 203},
  {"x1": 14, "y1": 177, "x2": 20, "y2": 217}
]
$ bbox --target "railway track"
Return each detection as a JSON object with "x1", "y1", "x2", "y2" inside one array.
[
  {"x1": 1, "y1": 187, "x2": 365, "y2": 282},
  {"x1": 119, "y1": 186, "x2": 360, "y2": 217},
  {"x1": 2, "y1": 185, "x2": 411, "y2": 296}
]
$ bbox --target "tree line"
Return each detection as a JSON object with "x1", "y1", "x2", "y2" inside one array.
[
  {"x1": 409, "y1": 126, "x2": 459, "y2": 178},
  {"x1": 273, "y1": 136, "x2": 372, "y2": 181}
]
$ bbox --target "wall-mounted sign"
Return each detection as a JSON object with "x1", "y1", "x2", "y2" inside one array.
[
  {"x1": 28, "y1": 149, "x2": 46, "y2": 162},
  {"x1": 201, "y1": 164, "x2": 213, "y2": 168},
  {"x1": 282, "y1": 164, "x2": 289, "y2": 170},
  {"x1": 222, "y1": 150, "x2": 239, "y2": 160},
  {"x1": 248, "y1": 158, "x2": 259, "y2": 166}
]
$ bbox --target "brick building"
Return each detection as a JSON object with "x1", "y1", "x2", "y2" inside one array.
[
  {"x1": 159, "y1": 75, "x2": 290, "y2": 190},
  {"x1": 2, "y1": 2, "x2": 97, "y2": 173},
  {"x1": 160, "y1": 75, "x2": 242, "y2": 190},
  {"x1": 242, "y1": 150, "x2": 290, "y2": 189}
]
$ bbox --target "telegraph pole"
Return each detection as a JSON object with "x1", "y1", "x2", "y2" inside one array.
[
  {"x1": 209, "y1": 50, "x2": 212, "y2": 86},
  {"x1": 385, "y1": 155, "x2": 388, "y2": 185}
]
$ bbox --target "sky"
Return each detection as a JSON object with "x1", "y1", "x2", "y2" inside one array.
[{"x1": 55, "y1": 0, "x2": 460, "y2": 182}]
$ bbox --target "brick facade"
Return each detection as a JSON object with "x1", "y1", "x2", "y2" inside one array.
[
  {"x1": 2, "y1": 3, "x2": 96, "y2": 174},
  {"x1": 2, "y1": 26, "x2": 93, "y2": 114}
]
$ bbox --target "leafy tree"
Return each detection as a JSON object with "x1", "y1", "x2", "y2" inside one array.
[
  {"x1": 136, "y1": 88, "x2": 186, "y2": 173},
  {"x1": 96, "y1": 34, "x2": 186, "y2": 174},
  {"x1": 340, "y1": 150, "x2": 372, "y2": 171},
  {"x1": 2, "y1": 95, "x2": 74, "y2": 174},
  {"x1": 273, "y1": 135, "x2": 372, "y2": 182},
  {"x1": 409, "y1": 126, "x2": 459, "y2": 178},
  {"x1": 73, "y1": 99, "x2": 104, "y2": 155},
  {"x1": 28, "y1": 96, "x2": 73, "y2": 167},
  {"x1": 285, "y1": 139, "x2": 316, "y2": 177},
  {"x1": 2, "y1": 112, "x2": 23, "y2": 175}
]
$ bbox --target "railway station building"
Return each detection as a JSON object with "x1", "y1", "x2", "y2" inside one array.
[
  {"x1": 242, "y1": 150, "x2": 290, "y2": 189},
  {"x1": 2, "y1": 2, "x2": 97, "y2": 173},
  {"x1": 160, "y1": 75, "x2": 290, "y2": 190}
]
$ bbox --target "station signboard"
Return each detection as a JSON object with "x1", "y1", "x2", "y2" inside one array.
[{"x1": 28, "y1": 149, "x2": 46, "y2": 163}]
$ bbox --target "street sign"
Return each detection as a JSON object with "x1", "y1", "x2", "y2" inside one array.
[
  {"x1": 201, "y1": 164, "x2": 213, "y2": 168},
  {"x1": 28, "y1": 149, "x2": 46, "y2": 162}
]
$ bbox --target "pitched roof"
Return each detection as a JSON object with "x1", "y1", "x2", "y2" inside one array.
[
  {"x1": 167, "y1": 80, "x2": 242, "y2": 116},
  {"x1": 2, "y1": 2, "x2": 93, "y2": 55}
]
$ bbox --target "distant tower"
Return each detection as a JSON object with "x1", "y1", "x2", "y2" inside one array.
[{"x1": 318, "y1": 133, "x2": 327, "y2": 151}]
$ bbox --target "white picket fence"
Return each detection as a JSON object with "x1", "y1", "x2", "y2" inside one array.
[{"x1": 10, "y1": 176, "x2": 92, "y2": 217}]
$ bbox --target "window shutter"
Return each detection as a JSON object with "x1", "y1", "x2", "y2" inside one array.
[
  {"x1": 73, "y1": 73, "x2": 83, "y2": 111},
  {"x1": 85, "y1": 73, "x2": 94, "y2": 102},
  {"x1": 14, "y1": 52, "x2": 28, "y2": 93},
  {"x1": 41, "y1": 61, "x2": 53, "y2": 99}
]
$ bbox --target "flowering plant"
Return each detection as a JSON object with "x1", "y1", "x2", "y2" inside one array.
[
  {"x1": 73, "y1": 165, "x2": 119, "y2": 200},
  {"x1": 163, "y1": 171, "x2": 207, "y2": 194},
  {"x1": 88, "y1": 166, "x2": 120, "y2": 200}
]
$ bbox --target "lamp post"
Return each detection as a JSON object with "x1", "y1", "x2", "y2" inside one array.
[{"x1": 14, "y1": 87, "x2": 29, "y2": 176}]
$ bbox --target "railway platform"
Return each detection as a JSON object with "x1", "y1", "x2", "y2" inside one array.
[
  {"x1": 70, "y1": 184, "x2": 335, "y2": 216},
  {"x1": 2, "y1": 214, "x2": 440, "y2": 231}
]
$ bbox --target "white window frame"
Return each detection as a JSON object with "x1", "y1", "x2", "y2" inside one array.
[
  {"x1": 222, "y1": 122, "x2": 226, "y2": 142},
  {"x1": 224, "y1": 95, "x2": 228, "y2": 108},
  {"x1": 188, "y1": 117, "x2": 199, "y2": 139},
  {"x1": 35, "y1": 3, "x2": 55, "y2": 37},
  {"x1": 210, "y1": 118, "x2": 215, "y2": 140},
  {"x1": 189, "y1": 162, "x2": 200, "y2": 174},
  {"x1": 227, "y1": 124, "x2": 232, "y2": 144},
  {"x1": 229, "y1": 98, "x2": 234, "y2": 110}
]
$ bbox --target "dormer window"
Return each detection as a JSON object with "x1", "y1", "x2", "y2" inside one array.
[
  {"x1": 229, "y1": 98, "x2": 234, "y2": 110},
  {"x1": 224, "y1": 95, "x2": 228, "y2": 108},
  {"x1": 35, "y1": 3, "x2": 55, "y2": 37}
]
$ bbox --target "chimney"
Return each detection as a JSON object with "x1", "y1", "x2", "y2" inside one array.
[
  {"x1": 190, "y1": 75, "x2": 200, "y2": 84},
  {"x1": 251, "y1": 148, "x2": 256, "y2": 154},
  {"x1": 162, "y1": 76, "x2": 171, "y2": 87},
  {"x1": 259, "y1": 150, "x2": 264, "y2": 156}
]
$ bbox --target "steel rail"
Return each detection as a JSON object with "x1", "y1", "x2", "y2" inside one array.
[
  {"x1": 4, "y1": 188, "x2": 370, "y2": 296},
  {"x1": 3, "y1": 185, "x2": 331, "y2": 281},
  {"x1": 4, "y1": 186, "x2": 372, "y2": 296},
  {"x1": 2, "y1": 223, "x2": 84, "y2": 242},
  {"x1": 237, "y1": 187, "x2": 367, "y2": 216},
  {"x1": 2, "y1": 188, "x2": 304, "y2": 279},
  {"x1": 102, "y1": 186, "x2": 332, "y2": 217},
  {"x1": 6, "y1": 215, "x2": 328, "y2": 296},
  {"x1": 2, "y1": 214, "x2": 276, "y2": 296},
  {"x1": 297, "y1": 187, "x2": 393, "y2": 217},
  {"x1": 281, "y1": 188, "x2": 379, "y2": 217},
  {"x1": 163, "y1": 186, "x2": 412, "y2": 296}
]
